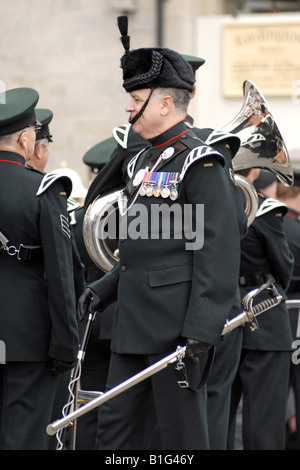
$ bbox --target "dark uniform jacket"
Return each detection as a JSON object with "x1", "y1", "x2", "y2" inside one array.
[
  {"x1": 284, "y1": 208, "x2": 300, "y2": 338},
  {"x1": 0, "y1": 151, "x2": 79, "y2": 362},
  {"x1": 240, "y1": 192, "x2": 294, "y2": 351},
  {"x1": 284, "y1": 208, "x2": 300, "y2": 282},
  {"x1": 89, "y1": 121, "x2": 241, "y2": 355}
]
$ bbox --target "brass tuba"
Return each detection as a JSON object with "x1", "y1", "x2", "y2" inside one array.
[
  {"x1": 220, "y1": 80, "x2": 293, "y2": 185},
  {"x1": 83, "y1": 189, "x2": 121, "y2": 273},
  {"x1": 206, "y1": 79, "x2": 293, "y2": 226},
  {"x1": 83, "y1": 80, "x2": 293, "y2": 272}
]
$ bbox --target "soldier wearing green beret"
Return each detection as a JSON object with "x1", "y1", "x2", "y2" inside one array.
[
  {"x1": 228, "y1": 168, "x2": 294, "y2": 450},
  {"x1": 26, "y1": 108, "x2": 53, "y2": 172},
  {"x1": 276, "y1": 169, "x2": 300, "y2": 449},
  {"x1": 0, "y1": 87, "x2": 79, "y2": 449}
]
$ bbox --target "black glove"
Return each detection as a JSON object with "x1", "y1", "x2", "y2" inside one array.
[
  {"x1": 50, "y1": 359, "x2": 75, "y2": 374},
  {"x1": 185, "y1": 338, "x2": 212, "y2": 364},
  {"x1": 77, "y1": 287, "x2": 102, "y2": 321}
]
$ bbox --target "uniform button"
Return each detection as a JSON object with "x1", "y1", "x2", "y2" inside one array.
[{"x1": 121, "y1": 265, "x2": 127, "y2": 272}]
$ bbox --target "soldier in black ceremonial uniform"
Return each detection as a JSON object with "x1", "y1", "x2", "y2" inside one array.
[
  {"x1": 276, "y1": 169, "x2": 300, "y2": 448},
  {"x1": 0, "y1": 88, "x2": 79, "y2": 450},
  {"x1": 79, "y1": 56, "x2": 246, "y2": 452},
  {"x1": 228, "y1": 168, "x2": 294, "y2": 450},
  {"x1": 25, "y1": 107, "x2": 85, "y2": 450},
  {"x1": 77, "y1": 17, "x2": 241, "y2": 450},
  {"x1": 75, "y1": 53, "x2": 211, "y2": 451},
  {"x1": 26, "y1": 107, "x2": 53, "y2": 172}
]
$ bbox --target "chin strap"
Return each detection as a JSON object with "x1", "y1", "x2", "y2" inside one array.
[{"x1": 129, "y1": 88, "x2": 155, "y2": 125}]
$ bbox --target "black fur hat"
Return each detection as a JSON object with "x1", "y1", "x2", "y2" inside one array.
[{"x1": 117, "y1": 16, "x2": 195, "y2": 93}]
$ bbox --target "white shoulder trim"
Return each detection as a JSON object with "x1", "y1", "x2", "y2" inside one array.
[
  {"x1": 205, "y1": 130, "x2": 241, "y2": 146},
  {"x1": 127, "y1": 148, "x2": 147, "y2": 179},
  {"x1": 180, "y1": 145, "x2": 224, "y2": 181},
  {"x1": 67, "y1": 197, "x2": 80, "y2": 213},
  {"x1": 256, "y1": 197, "x2": 287, "y2": 218},
  {"x1": 36, "y1": 173, "x2": 72, "y2": 196},
  {"x1": 112, "y1": 123, "x2": 132, "y2": 149}
]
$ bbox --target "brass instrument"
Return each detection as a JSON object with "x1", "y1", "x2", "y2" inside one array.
[
  {"x1": 206, "y1": 80, "x2": 293, "y2": 226},
  {"x1": 83, "y1": 189, "x2": 121, "y2": 273},
  {"x1": 228, "y1": 80, "x2": 292, "y2": 186}
]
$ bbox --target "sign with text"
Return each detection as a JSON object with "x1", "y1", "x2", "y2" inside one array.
[{"x1": 223, "y1": 21, "x2": 300, "y2": 97}]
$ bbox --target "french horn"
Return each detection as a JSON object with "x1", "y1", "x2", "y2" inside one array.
[{"x1": 83, "y1": 80, "x2": 293, "y2": 273}]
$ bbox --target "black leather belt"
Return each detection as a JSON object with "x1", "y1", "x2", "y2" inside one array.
[
  {"x1": 0, "y1": 244, "x2": 43, "y2": 262},
  {"x1": 239, "y1": 272, "x2": 276, "y2": 287}
]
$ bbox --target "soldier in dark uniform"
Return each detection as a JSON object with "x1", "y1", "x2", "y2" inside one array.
[
  {"x1": 26, "y1": 108, "x2": 53, "y2": 172},
  {"x1": 74, "y1": 53, "x2": 209, "y2": 451},
  {"x1": 77, "y1": 18, "x2": 241, "y2": 450},
  {"x1": 276, "y1": 169, "x2": 300, "y2": 448},
  {"x1": 0, "y1": 88, "x2": 79, "y2": 450},
  {"x1": 24, "y1": 107, "x2": 86, "y2": 449},
  {"x1": 228, "y1": 168, "x2": 294, "y2": 450}
]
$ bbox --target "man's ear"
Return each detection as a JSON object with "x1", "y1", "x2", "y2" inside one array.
[
  {"x1": 191, "y1": 83, "x2": 196, "y2": 100},
  {"x1": 18, "y1": 129, "x2": 29, "y2": 152},
  {"x1": 34, "y1": 141, "x2": 42, "y2": 159},
  {"x1": 161, "y1": 95, "x2": 173, "y2": 116}
]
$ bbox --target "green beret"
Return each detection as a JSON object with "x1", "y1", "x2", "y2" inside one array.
[
  {"x1": 35, "y1": 108, "x2": 53, "y2": 142},
  {"x1": 0, "y1": 87, "x2": 39, "y2": 136},
  {"x1": 253, "y1": 169, "x2": 277, "y2": 190},
  {"x1": 181, "y1": 54, "x2": 205, "y2": 74},
  {"x1": 83, "y1": 138, "x2": 117, "y2": 170}
]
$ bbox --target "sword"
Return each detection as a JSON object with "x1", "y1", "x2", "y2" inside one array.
[
  {"x1": 47, "y1": 282, "x2": 281, "y2": 438},
  {"x1": 55, "y1": 310, "x2": 97, "y2": 450},
  {"x1": 222, "y1": 282, "x2": 282, "y2": 334}
]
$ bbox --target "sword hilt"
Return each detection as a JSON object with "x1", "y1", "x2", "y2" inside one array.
[{"x1": 222, "y1": 283, "x2": 282, "y2": 335}]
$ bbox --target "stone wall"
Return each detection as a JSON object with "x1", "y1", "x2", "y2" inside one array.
[{"x1": 0, "y1": 0, "x2": 226, "y2": 185}]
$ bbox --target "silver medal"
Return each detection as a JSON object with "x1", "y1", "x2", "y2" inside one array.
[
  {"x1": 139, "y1": 184, "x2": 147, "y2": 196},
  {"x1": 170, "y1": 188, "x2": 178, "y2": 201},
  {"x1": 161, "y1": 187, "x2": 170, "y2": 198},
  {"x1": 133, "y1": 168, "x2": 146, "y2": 187},
  {"x1": 147, "y1": 185, "x2": 154, "y2": 197}
]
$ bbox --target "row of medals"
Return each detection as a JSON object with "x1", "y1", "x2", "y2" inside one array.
[
  {"x1": 133, "y1": 147, "x2": 179, "y2": 201},
  {"x1": 133, "y1": 168, "x2": 179, "y2": 201},
  {"x1": 139, "y1": 174, "x2": 179, "y2": 200}
]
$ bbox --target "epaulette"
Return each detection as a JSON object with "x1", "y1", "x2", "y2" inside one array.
[
  {"x1": 205, "y1": 130, "x2": 241, "y2": 157},
  {"x1": 112, "y1": 123, "x2": 132, "y2": 149},
  {"x1": 36, "y1": 173, "x2": 72, "y2": 198},
  {"x1": 67, "y1": 197, "x2": 80, "y2": 213},
  {"x1": 180, "y1": 145, "x2": 224, "y2": 181},
  {"x1": 127, "y1": 148, "x2": 148, "y2": 179},
  {"x1": 256, "y1": 197, "x2": 287, "y2": 218},
  {"x1": 68, "y1": 198, "x2": 81, "y2": 225}
]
